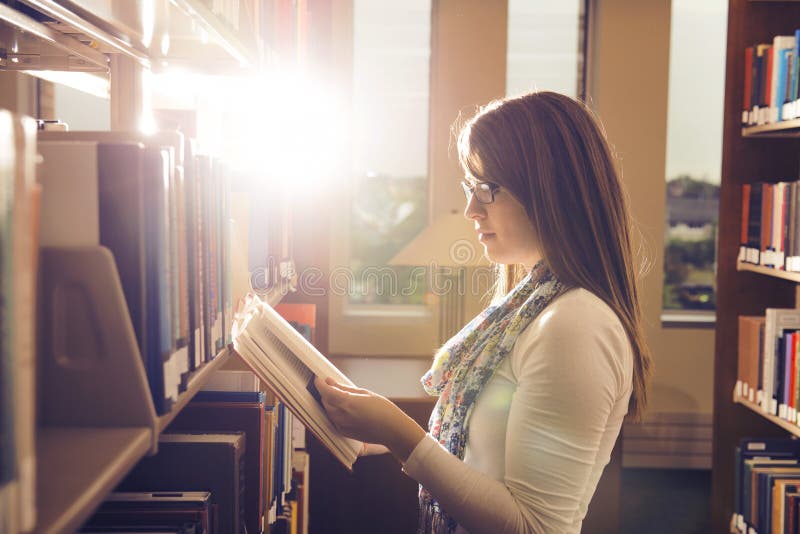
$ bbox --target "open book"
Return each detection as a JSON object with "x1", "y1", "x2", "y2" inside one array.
[{"x1": 231, "y1": 294, "x2": 362, "y2": 470}]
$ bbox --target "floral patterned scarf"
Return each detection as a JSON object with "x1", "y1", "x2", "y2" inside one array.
[{"x1": 417, "y1": 260, "x2": 568, "y2": 534}]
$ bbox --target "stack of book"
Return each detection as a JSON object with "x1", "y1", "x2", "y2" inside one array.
[
  {"x1": 732, "y1": 438, "x2": 800, "y2": 534},
  {"x1": 37, "y1": 131, "x2": 233, "y2": 415},
  {"x1": 739, "y1": 182, "x2": 800, "y2": 271},
  {"x1": 737, "y1": 309, "x2": 800, "y2": 422},
  {"x1": 742, "y1": 31, "x2": 800, "y2": 126},
  {"x1": 79, "y1": 491, "x2": 215, "y2": 533}
]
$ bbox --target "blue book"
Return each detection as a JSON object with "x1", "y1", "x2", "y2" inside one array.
[
  {"x1": 777, "y1": 48, "x2": 792, "y2": 121},
  {"x1": 144, "y1": 147, "x2": 175, "y2": 415},
  {"x1": 792, "y1": 30, "x2": 800, "y2": 105}
]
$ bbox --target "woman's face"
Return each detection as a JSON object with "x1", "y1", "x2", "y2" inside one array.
[{"x1": 463, "y1": 178, "x2": 540, "y2": 268}]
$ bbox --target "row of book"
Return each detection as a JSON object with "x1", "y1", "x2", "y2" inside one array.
[
  {"x1": 78, "y1": 366, "x2": 306, "y2": 534},
  {"x1": 0, "y1": 113, "x2": 40, "y2": 533},
  {"x1": 738, "y1": 182, "x2": 800, "y2": 271},
  {"x1": 736, "y1": 310, "x2": 800, "y2": 423},
  {"x1": 37, "y1": 130, "x2": 234, "y2": 415},
  {"x1": 732, "y1": 437, "x2": 800, "y2": 534},
  {"x1": 742, "y1": 31, "x2": 800, "y2": 126}
]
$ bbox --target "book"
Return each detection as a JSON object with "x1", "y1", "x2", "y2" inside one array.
[
  {"x1": 764, "y1": 309, "x2": 800, "y2": 415},
  {"x1": 119, "y1": 433, "x2": 246, "y2": 534},
  {"x1": 166, "y1": 398, "x2": 266, "y2": 534},
  {"x1": 733, "y1": 438, "x2": 800, "y2": 531},
  {"x1": 82, "y1": 491, "x2": 214, "y2": 534},
  {"x1": 231, "y1": 294, "x2": 362, "y2": 470},
  {"x1": 738, "y1": 315, "x2": 765, "y2": 403}
]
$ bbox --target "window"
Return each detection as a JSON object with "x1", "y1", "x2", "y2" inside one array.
[
  {"x1": 347, "y1": 0, "x2": 432, "y2": 306},
  {"x1": 506, "y1": 0, "x2": 585, "y2": 98},
  {"x1": 662, "y1": 0, "x2": 727, "y2": 318}
]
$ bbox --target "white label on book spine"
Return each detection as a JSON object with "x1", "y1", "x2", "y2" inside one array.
[
  {"x1": 18, "y1": 455, "x2": 34, "y2": 530},
  {"x1": 749, "y1": 388, "x2": 754, "y2": 402},
  {"x1": 736, "y1": 380, "x2": 742, "y2": 398},
  {"x1": 779, "y1": 404, "x2": 786, "y2": 419},
  {"x1": 772, "y1": 398, "x2": 779, "y2": 416},
  {"x1": 194, "y1": 328, "x2": 202, "y2": 368},
  {"x1": 176, "y1": 346, "x2": 189, "y2": 376}
]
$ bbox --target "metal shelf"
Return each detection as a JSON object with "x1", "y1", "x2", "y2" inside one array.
[
  {"x1": 0, "y1": 3, "x2": 108, "y2": 71},
  {"x1": 2, "y1": 0, "x2": 261, "y2": 75}
]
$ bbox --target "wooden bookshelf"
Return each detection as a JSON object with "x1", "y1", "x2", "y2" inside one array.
[
  {"x1": 156, "y1": 348, "x2": 233, "y2": 433},
  {"x1": 742, "y1": 118, "x2": 800, "y2": 137},
  {"x1": 35, "y1": 426, "x2": 152, "y2": 534},
  {"x1": 732, "y1": 390, "x2": 800, "y2": 437},
  {"x1": 711, "y1": 1, "x2": 800, "y2": 532},
  {"x1": 736, "y1": 260, "x2": 800, "y2": 282}
]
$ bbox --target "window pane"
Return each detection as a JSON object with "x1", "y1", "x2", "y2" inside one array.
[
  {"x1": 506, "y1": 0, "x2": 583, "y2": 98},
  {"x1": 349, "y1": 0, "x2": 431, "y2": 306},
  {"x1": 662, "y1": 0, "x2": 727, "y2": 312}
]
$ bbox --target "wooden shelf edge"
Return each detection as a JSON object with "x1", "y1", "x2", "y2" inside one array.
[
  {"x1": 736, "y1": 260, "x2": 800, "y2": 283},
  {"x1": 156, "y1": 347, "x2": 233, "y2": 434},
  {"x1": 733, "y1": 391, "x2": 800, "y2": 437},
  {"x1": 36, "y1": 426, "x2": 152, "y2": 534},
  {"x1": 742, "y1": 118, "x2": 800, "y2": 137}
]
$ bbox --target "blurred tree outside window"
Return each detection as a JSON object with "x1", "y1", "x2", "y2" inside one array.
[{"x1": 662, "y1": 0, "x2": 727, "y2": 314}]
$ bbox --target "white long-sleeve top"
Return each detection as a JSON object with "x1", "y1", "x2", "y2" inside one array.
[{"x1": 402, "y1": 288, "x2": 634, "y2": 534}]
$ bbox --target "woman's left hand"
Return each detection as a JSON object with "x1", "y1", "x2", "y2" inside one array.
[{"x1": 314, "y1": 376, "x2": 426, "y2": 463}]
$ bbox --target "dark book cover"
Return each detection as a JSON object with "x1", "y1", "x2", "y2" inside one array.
[{"x1": 119, "y1": 433, "x2": 246, "y2": 534}]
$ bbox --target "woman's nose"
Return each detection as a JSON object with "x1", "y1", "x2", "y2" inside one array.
[{"x1": 464, "y1": 193, "x2": 486, "y2": 221}]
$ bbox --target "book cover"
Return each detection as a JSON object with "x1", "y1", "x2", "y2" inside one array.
[
  {"x1": 765, "y1": 309, "x2": 800, "y2": 415},
  {"x1": 166, "y1": 401, "x2": 266, "y2": 534},
  {"x1": 119, "y1": 433, "x2": 246, "y2": 534}
]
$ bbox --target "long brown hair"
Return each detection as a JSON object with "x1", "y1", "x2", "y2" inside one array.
[{"x1": 456, "y1": 91, "x2": 651, "y2": 421}]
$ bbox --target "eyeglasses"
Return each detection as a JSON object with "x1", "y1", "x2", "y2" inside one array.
[{"x1": 461, "y1": 180, "x2": 500, "y2": 205}]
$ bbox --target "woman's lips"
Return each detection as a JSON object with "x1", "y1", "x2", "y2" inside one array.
[{"x1": 478, "y1": 232, "x2": 495, "y2": 242}]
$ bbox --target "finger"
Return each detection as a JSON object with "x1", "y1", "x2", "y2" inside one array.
[
  {"x1": 324, "y1": 377, "x2": 370, "y2": 395},
  {"x1": 314, "y1": 377, "x2": 348, "y2": 410}
]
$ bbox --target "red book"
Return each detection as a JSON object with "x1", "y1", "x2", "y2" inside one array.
[
  {"x1": 789, "y1": 332, "x2": 796, "y2": 412},
  {"x1": 762, "y1": 183, "x2": 774, "y2": 264},
  {"x1": 764, "y1": 45, "x2": 775, "y2": 107}
]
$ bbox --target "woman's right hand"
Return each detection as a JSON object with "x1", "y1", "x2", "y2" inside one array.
[{"x1": 360, "y1": 443, "x2": 390, "y2": 457}]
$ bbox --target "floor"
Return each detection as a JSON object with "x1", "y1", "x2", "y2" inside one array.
[{"x1": 620, "y1": 468, "x2": 712, "y2": 534}]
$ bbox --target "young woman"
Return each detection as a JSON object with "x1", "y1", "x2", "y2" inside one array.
[{"x1": 314, "y1": 91, "x2": 651, "y2": 534}]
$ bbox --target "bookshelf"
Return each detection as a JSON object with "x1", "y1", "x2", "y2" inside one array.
[
  {"x1": 0, "y1": 2, "x2": 300, "y2": 533},
  {"x1": 35, "y1": 427, "x2": 152, "y2": 534},
  {"x1": 737, "y1": 259, "x2": 800, "y2": 283},
  {"x1": 155, "y1": 348, "x2": 233, "y2": 434},
  {"x1": 732, "y1": 392, "x2": 800, "y2": 437},
  {"x1": 742, "y1": 118, "x2": 800, "y2": 137},
  {"x1": 711, "y1": 1, "x2": 800, "y2": 532}
]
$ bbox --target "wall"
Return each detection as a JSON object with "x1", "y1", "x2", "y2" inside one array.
[{"x1": 589, "y1": 0, "x2": 715, "y2": 418}]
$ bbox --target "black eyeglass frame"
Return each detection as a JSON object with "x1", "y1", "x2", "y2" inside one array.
[{"x1": 461, "y1": 180, "x2": 500, "y2": 205}]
